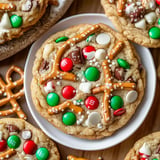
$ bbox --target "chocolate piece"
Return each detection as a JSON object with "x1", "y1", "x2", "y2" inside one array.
[
  {"x1": 126, "y1": 76, "x2": 135, "y2": 83},
  {"x1": 6, "y1": 124, "x2": 19, "y2": 133},
  {"x1": 69, "y1": 47, "x2": 82, "y2": 64},
  {"x1": 40, "y1": 60, "x2": 49, "y2": 71},
  {"x1": 114, "y1": 67, "x2": 124, "y2": 80}
]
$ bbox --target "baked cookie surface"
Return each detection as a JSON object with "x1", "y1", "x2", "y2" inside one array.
[
  {"x1": 0, "y1": 118, "x2": 60, "y2": 160},
  {"x1": 0, "y1": 0, "x2": 49, "y2": 44},
  {"x1": 125, "y1": 132, "x2": 160, "y2": 160},
  {"x1": 101, "y1": 0, "x2": 160, "y2": 48},
  {"x1": 31, "y1": 23, "x2": 145, "y2": 139}
]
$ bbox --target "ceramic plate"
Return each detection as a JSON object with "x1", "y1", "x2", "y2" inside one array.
[{"x1": 24, "y1": 14, "x2": 156, "y2": 150}]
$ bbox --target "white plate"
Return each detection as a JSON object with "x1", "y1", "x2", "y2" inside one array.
[{"x1": 24, "y1": 14, "x2": 156, "y2": 150}]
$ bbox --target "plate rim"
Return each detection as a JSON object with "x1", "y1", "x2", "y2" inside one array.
[{"x1": 24, "y1": 13, "x2": 156, "y2": 151}]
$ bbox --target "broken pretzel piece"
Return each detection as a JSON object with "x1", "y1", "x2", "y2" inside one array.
[
  {"x1": 0, "y1": 3, "x2": 16, "y2": 11},
  {"x1": 117, "y1": 0, "x2": 126, "y2": 16},
  {"x1": 0, "y1": 149, "x2": 16, "y2": 159}
]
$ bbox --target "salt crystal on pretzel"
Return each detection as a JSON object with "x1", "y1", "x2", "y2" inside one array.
[
  {"x1": 0, "y1": 65, "x2": 27, "y2": 120},
  {"x1": 92, "y1": 59, "x2": 136, "y2": 123},
  {"x1": 117, "y1": 0, "x2": 126, "y2": 16},
  {"x1": 0, "y1": 148, "x2": 16, "y2": 159},
  {"x1": 0, "y1": 3, "x2": 16, "y2": 11},
  {"x1": 39, "y1": 24, "x2": 101, "y2": 84},
  {"x1": 48, "y1": 101, "x2": 83, "y2": 115}
]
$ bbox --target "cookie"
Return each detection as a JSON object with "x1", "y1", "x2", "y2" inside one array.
[
  {"x1": 31, "y1": 23, "x2": 145, "y2": 139},
  {"x1": 0, "y1": 0, "x2": 50, "y2": 44},
  {"x1": 125, "y1": 132, "x2": 160, "y2": 160},
  {"x1": 0, "y1": 118, "x2": 60, "y2": 160},
  {"x1": 101, "y1": 0, "x2": 160, "y2": 48}
]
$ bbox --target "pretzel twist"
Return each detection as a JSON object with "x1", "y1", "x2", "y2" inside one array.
[
  {"x1": 67, "y1": 155, "x2": 102, "y2": 160},
  {"x1": 0, "y1": 66, "x2": 27, "y2": 120},
  {"x1": 48, "y1": 101, "x2": 83, "y2": 115},
  {"x1": 0, "y1": 3, "x2": 16, "y2": 11},
  {"x1": 108, "y1": 41, "x2": 124, "y2": 60},
  {"x1": 39, "y1": 24, "x2": 101, "y2": 84},
  {"x1": 0, "y1": 149, "x2": 16, "y2": 159},
  {"x1": 92, "y1": 56, "x2": 136, "y2": 123},
  {"x1": 117, "y1": 0, "x2": 126, "y2": 16}
]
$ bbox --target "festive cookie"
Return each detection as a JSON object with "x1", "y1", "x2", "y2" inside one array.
[
  {"x1": 0, "y1": 65, "x2": 27, "y2": 120},
  {"x1": 101, "y1": 0, "x2": 160, "y2": 48},
  {"x1": 0, "y1": 118, "x2": 60, "y2": 160},
  {"x1": 124, "y1": 132, "x2": 160, "y2": 160},
  {"x1": 0, "y1": 0, "x2": 58, "y2": 44},
  {"x1": 31, "y1": 23, "x2": 145, "y2": 139},
  {"x1": 67, "y1": 155, "x2": 103, "y2": 160}
]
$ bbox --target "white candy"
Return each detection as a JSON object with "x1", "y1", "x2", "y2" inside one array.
[
  {"x1": 139, "y1": 143, "x2": 151, "y2": 156},
  {"x1": 96, "y1": 33, "x2": 110, "y2": 45},
  {"x1": 126, "y1": 90, "x2": 138, "y2": 103},
  {"x1": 83, "y1": 51, "x2": 95, "y2": 60},
  {"x1": 0, "y1": 131, "x2": 2, "y2": 141},
  {"x1": 44, "y1": 80, "x2": 55, "y2": 94},
  {"x1": 22, "y1": 130, "x2": 32, "y2": 140},
  {"x1": 0, "y1": 13, "x2": 12, "y2": 29},
  {"x1": 125, "y1": 3, "x2": 135, "y2": 15},
  {"x1": 135, "y1": 19, "x2": 146, "y2": 30},
  {"x1": 86, "y1": 112, "x2": 101, "y2": 127},
  {"x1": 144, "y1": 12, "x2": 157, "y2": 24},
  {"x1": 79, "y1": 82, "x2": 92, "y2": 93},
  {"x1": 95, "y1": 49, "x2": 106, "y2": 60}
]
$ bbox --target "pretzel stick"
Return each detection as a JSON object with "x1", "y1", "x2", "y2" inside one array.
[
  {"x1": 48, "y1": 101, "x2": 83, "y2": 115},
  {"x1": 0, "y1": 3, "x2": 16, "y2": 11},
  {"x1": 117, "y1": 0, "x2": 126, "y2": 16},
  {"x1": 67, "y1": 155, "x2": 88, "y2": 160},
  {"x1": 0, "y1": 149, "x2": 16, "y2": 159},
  {"x1": 40, "y1": 24, "x2": 101, "y2": 84},
  {"x1": 108, "y1": 41, "x2": 124, "y2": 60}
]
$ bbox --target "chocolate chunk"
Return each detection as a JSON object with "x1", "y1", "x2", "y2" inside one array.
[
  {"x1": 114, "y1": 67, "x2": 124, "y2": 80},
  {"x1": 21, "y1": 130, "x2": 32, "y2": 140},
  {"x1": 6, "y1": 124, "x2": 20, "y2": 133},
  {"x1": 126, "y1": 76, "x2": 135, "y2": 83},
  {"x1": 69, "y1": 47, "x2": 83, "y2": 64},
  {"x1": 139, "y1": 64, "x2": 143, "y2": 72},
  {"x1": 155, "y1": 144, "x2": 160, "y2": 154},
  {"x1": 40, "y1": 60, "x2": 49, "y2": 71}
]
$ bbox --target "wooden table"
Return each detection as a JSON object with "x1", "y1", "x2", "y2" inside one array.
[{"x1": 0, "y1": 0, "x2": 160, "y2": 159}]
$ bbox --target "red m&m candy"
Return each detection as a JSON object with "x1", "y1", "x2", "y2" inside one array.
[
  {"x1": 23, "y1": 140, "x2": 37, "y2": 155},
  {"x1": 0, "y1": 139, "x2": 7, "y2": 152},
  {"x1": 113, "y1": 108, "x2": 126, "y2": 116},
  {"x1": 62, "y1": 86, "x2": 76, "y2": 99},
  {"x1": 82, "y1": 46, "x2": 96, "y2": 60},
  {"x1": 85, "y1": 96, "x2": 99, "y2": 110},
  {"x1": 60, "y1": 58, "x2": 73, "y2": 72},
  {"x1": 156, "y1": 0, "x2": 160, "y2": 5}
]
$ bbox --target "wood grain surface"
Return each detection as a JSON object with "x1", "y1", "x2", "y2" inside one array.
[{"x1": 0, "y1": 0, "x2": 160, "y2": 160}]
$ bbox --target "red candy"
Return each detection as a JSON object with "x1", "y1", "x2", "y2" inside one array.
[
  {"x1": 113, "y1": 108, "x2": 126, "y2": 116},
  {"x1": 156, "y1": 0, "x2": 160, "y2": 5},
  {"x1": 0, "y1": 139, "x2": 7, "y2": 152},
  {"x1": 82, "y1": 46, "x2": 96, "y2": 60},
  {"x1": 60, "y1": 58, "x2": 73, "y2": 72},
  {"x1": 85, "y1": 96, "x2": 99, "y2": 110},
  {"x1": 23, "y1": 140, "x2": 37, "y2": 155},
  {"x1": 62, "y1": 86, "x2": 76, "y2": 99}
]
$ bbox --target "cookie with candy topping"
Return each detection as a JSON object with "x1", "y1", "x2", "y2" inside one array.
[
  {"x1": 31, "y1": 23, "x2": 145, "y2": 139},
  {"x1": 125, "y1": 132, "x2": 160, "y2": 160},
  {"x1": 0, "y1": 118, "x2": 60, "y2": 160},
  {"x1": 0, "y1": 0, "x2": 57, "y2": 44},
  {"x1": 101, "y1": 0, "x2": 160, "y2": 48}
]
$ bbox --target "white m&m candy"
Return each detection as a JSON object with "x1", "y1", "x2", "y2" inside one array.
[
  {"x1": 96, "y1": 33, "x2": 110, "y2": 45},
  {"x1": 86, "y1": 112, "x2": 101, "y2": 127},
  {"x1": 126, "y1": 90, "x2": 138, "y2": 103},
  {"x1": 95, "y1": 49, "x2": 106, "y2": 60}
]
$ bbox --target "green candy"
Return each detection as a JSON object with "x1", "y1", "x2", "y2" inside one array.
[
  {"x1": 55, "y1": 36, "x2": 68, "y2": 43},
  {"x1": 86, "y1": 34, "x2": 95, "y2": 42},
  {"x1": 110, "y1": 96, "x2": 123, "y2": 110},
  {"x1": 62, "y1": 112, "x2": 76, "y2": 125},
  {"x1": 158, "y1": 18, "x2": 160, "y2": 25},
  {"x1": 47, "y1": 92, "x2": 59, "y2": 106},
  {"x1": 84, "y1": 67, "x2": 100, "y2": 81},
  {"x1": 117, "y1": 59, "x2": 130, "y2": 69},
  {"x1": 149, "y1": 27, "x2": 160, "y2": 39},
  {"x1": 7, "y1": 135, "x2": 21, "y2": 149},
  {"x1": 152, "y1": 159, "x2": 158, "y2": 160},
  {"x1": 36, "y1": 147, "x2": 49, "y2": 160},
  {"x1": 10, "y1": 15, "x2": 22, "y2": 28}
]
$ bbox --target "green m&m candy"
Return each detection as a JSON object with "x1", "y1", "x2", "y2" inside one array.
[
  {"x1": 84, "y1": 67, "x2": 100, "y2": 81},
  {"x1": 47, "y1": 92, "x2": 59, "y2": 106},
  {"x1": 110, "y1": 96, "x2": 124, "y2": 110},
  {"x1": 149, "y1": 26, "x2": 160, "y2": 39},
  {"x1": 36, "y1": 147, "x2": 49, "y2": 160},
  {"x1": 10, "y1": 15, "x2": 22, "y2": 28},
  {"x1": 152, "y1": 159, "x2": 158, "y2": 160},
  {"x1": 158, "y1": 18, "x2": 160, "y2": 25},
  {"x1": 55, "y1": 36, "x2": 68, "y2": 43},
  {"x1": 117, "y1": 59, "x2": 130, "y2": 69},
  {"x1": 62, "y1": 112, "x2": 76, "y2": 125},
  {"x1": 7, "y1": 135, "x2": 21, "y2": 149},
  {"x1": 86, "y1": 34, "x2": 95, "y2": 42}
]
